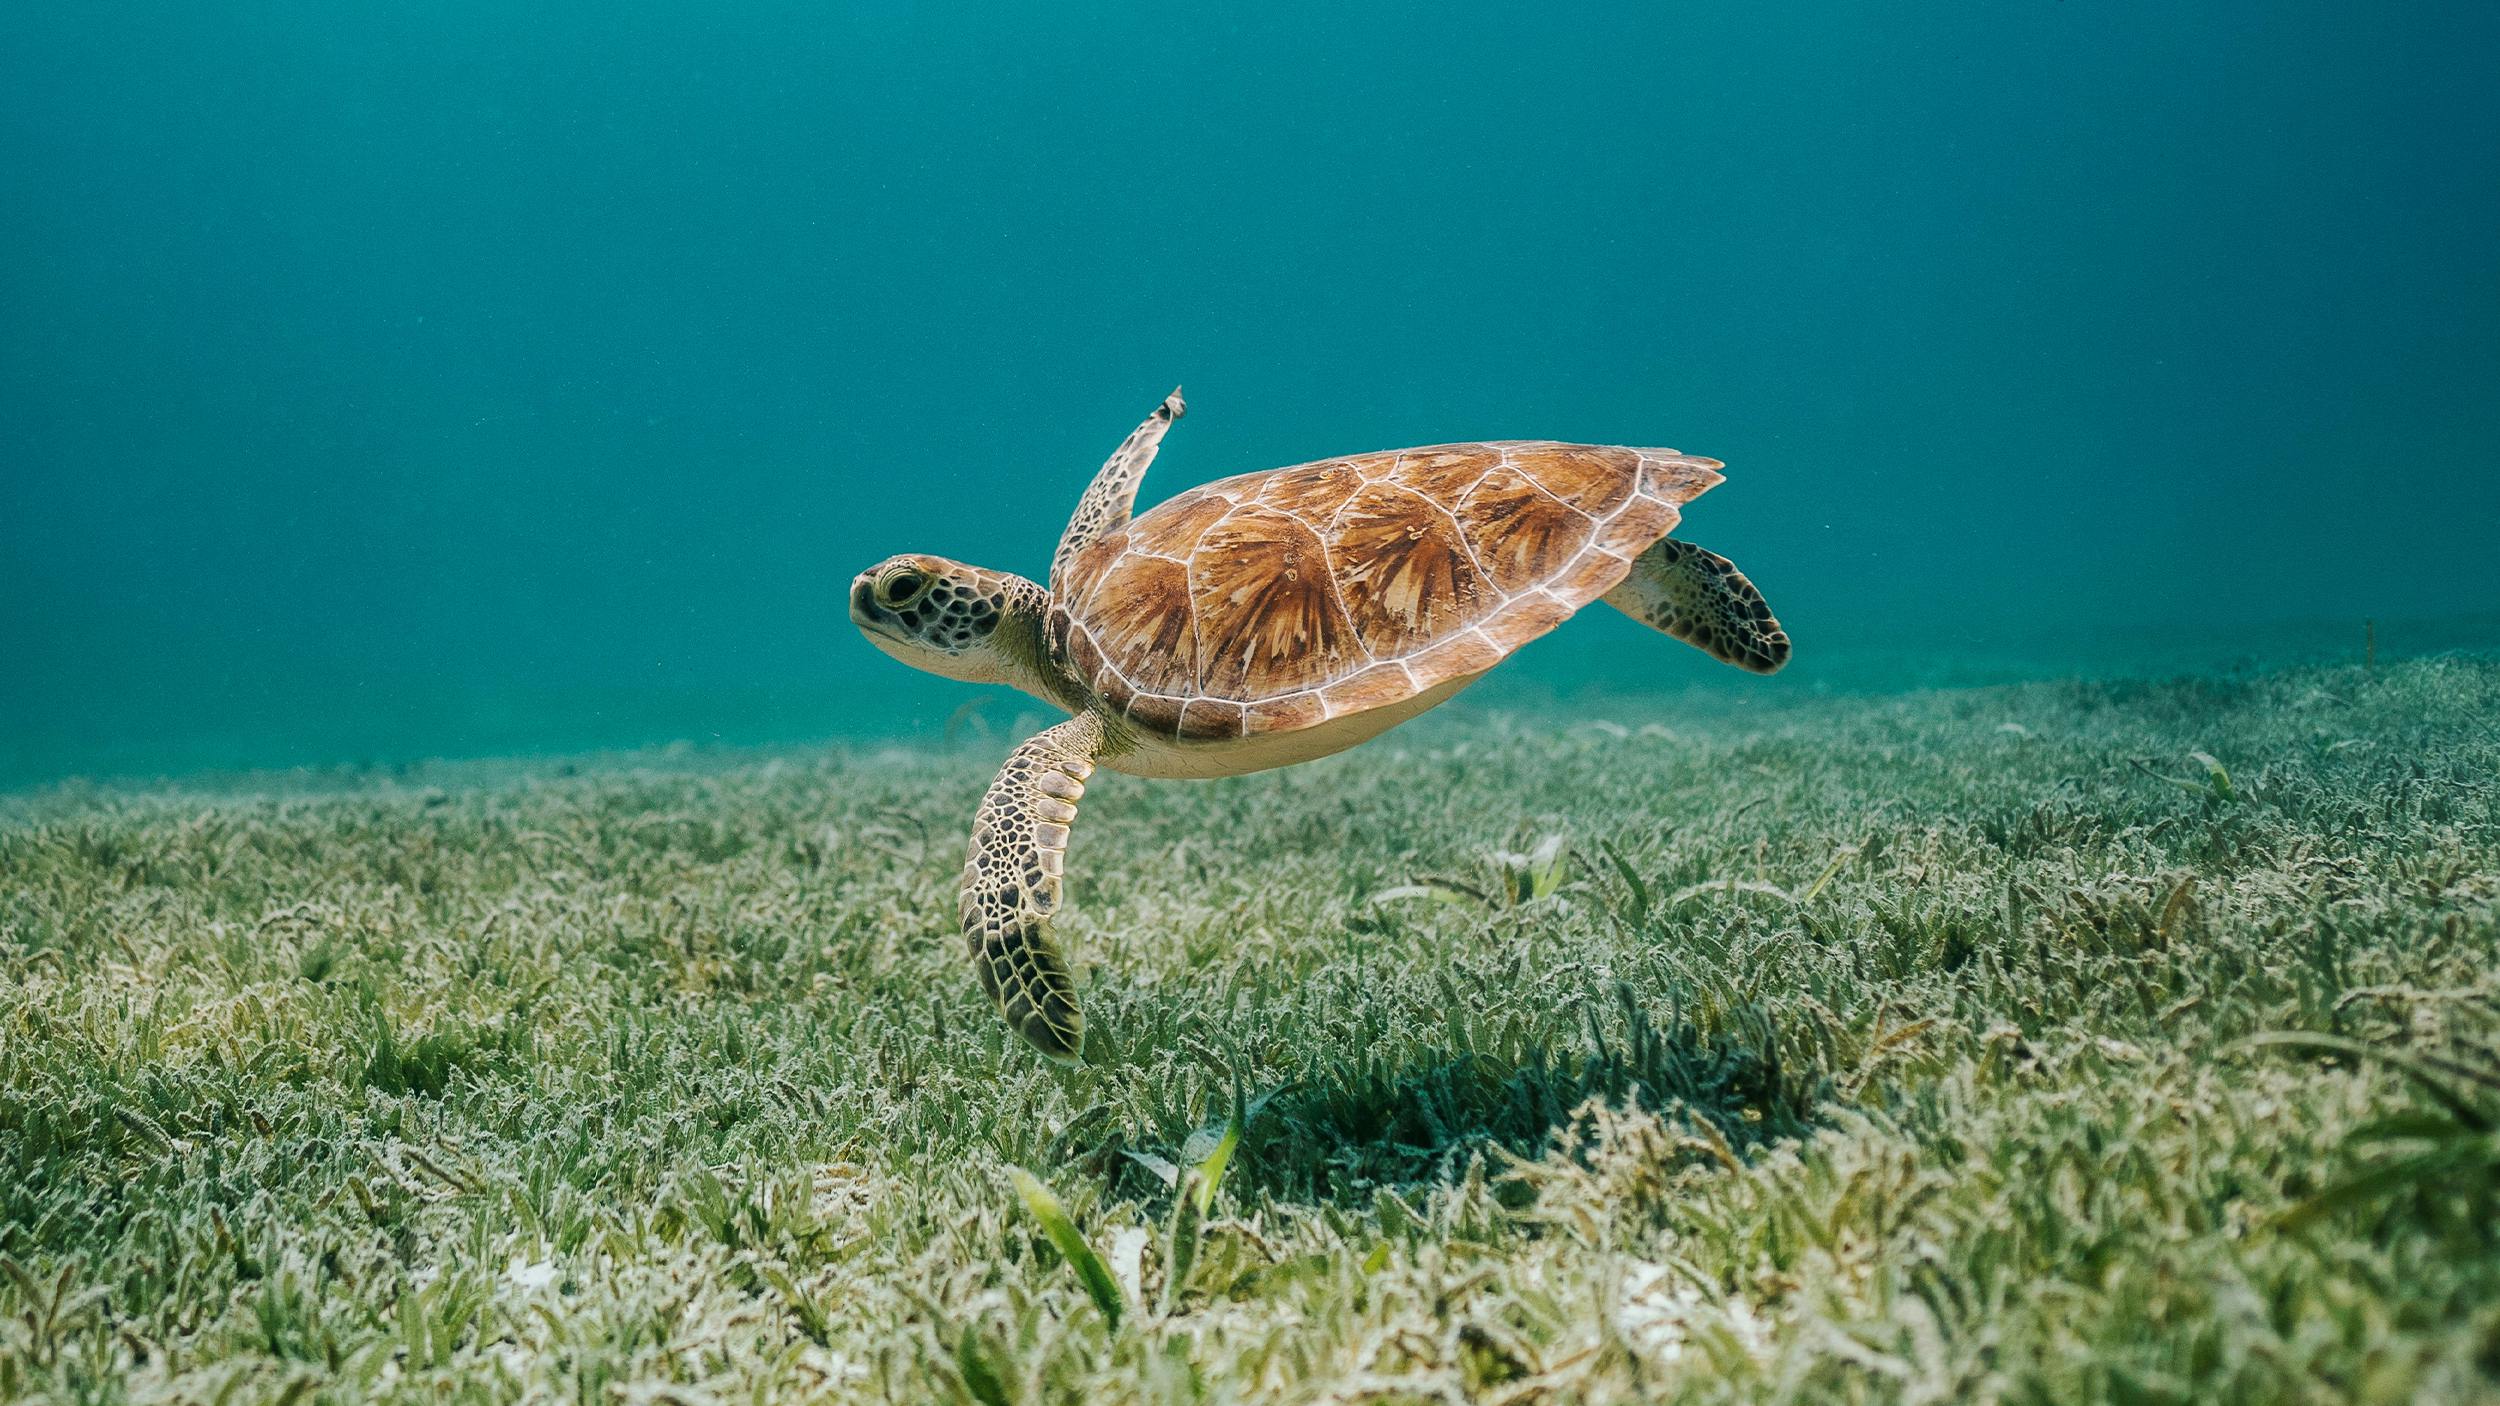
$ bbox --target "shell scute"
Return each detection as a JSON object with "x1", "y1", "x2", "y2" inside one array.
[
  {"x1": 1244, "y1": 691, "x2": 1327, "y2": 736},
  {"x1": 1253, "y1": 460, "x2": 1367, "y2": 520},
  {"x1": 1176, "y1": 697, "x2": 1247, "y2": 740},
  {"x1": 1511, "y1": 443, "x2": 1640, "y2": 517},
  {"x1": 1122, "y1": 488, "x2": 1232, "y2": 561},
  {"x1": 1059, "y1": 528, "x2": 1134, "y2": 615},
  {"x1": 1076, "y1": 552, "x2": 1197, "y2": 696},
  {"x1": 1493, "y1": 591, "x2": 1576, "y2": 643},
  {"x1": 1189, "y1": 506, "x2": 1357, "y2": 697},
  {"x1": 1551, "y1": 540, "x2": 1634, "y2": 600},
  {"x1": 1320, "y1": 662, "x2": 1415, "y2": 715},
  {"x1": 1599, "y1": 493, "x2": 1681, "y2": 558},
  {"x1": 1064, "y1": 627, "x2": 1108, "y2": 695},
  {"x1": 1457, "y1": 465, "x2": 1594, "y2": 593},
  {"x1": 1389, "y1": 444, "x2": 1495, "y2": 501},
  {"x1": 1407, "y1": 628, "x2": 1508, "y2": 681},
  {"x1": 1641, "y1": 453, "x2": 1725, "y2": 504},
  {"x1": 1325, "y1": 483, "x2": 1489, "y2": 659},
  {"x1": 1124, "y1": 692, "x2": 1184, "y2": 736}
]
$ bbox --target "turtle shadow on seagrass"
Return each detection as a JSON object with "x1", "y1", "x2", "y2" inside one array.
[{"x1": 851, "y1": 388, "x2": 1791, "y2": 1064}]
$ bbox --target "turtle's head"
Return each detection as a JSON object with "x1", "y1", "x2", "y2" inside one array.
[{"x1": 850, "y1": 554, "x2": 1050, "y2": 688}]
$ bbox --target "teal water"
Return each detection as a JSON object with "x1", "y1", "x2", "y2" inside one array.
[{"x1": 5, "y1": 3, "x2": 2497, "y2": 787}]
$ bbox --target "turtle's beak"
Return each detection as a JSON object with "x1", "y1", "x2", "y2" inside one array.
[{"x1": 849, "y1": 570, "x2": 905, "y2": 641}]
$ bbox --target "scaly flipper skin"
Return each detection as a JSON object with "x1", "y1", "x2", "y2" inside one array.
[
  {"x1": 1604, "y1": 538, "x2": 1792, "y2": 674},
  {"x1": 1050, "y1": 388, "x2": 1186, "y2": 593},
  {"x1": 961, "y1": 712, "x2": 1106, "y2": 1063}
]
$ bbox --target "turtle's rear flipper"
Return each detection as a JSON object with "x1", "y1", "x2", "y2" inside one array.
[
  {"x1": 961, "y1": 713, "x2": 1105, "y2": 1064},
  {"x1": 1605, "y1": 538, "x2": 1791, "y2": 674}
]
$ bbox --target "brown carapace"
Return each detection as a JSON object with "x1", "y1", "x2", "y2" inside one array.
[
  {"x1": 1050, "y1": 441, "x2": 1742, "y2": 742},
  {"x1": 850, "y1": 390, "x2": 1790, "y2": 1063}
]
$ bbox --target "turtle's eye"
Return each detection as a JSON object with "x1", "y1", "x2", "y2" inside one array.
[{"x1": 877, "y1": 569, "x2": 928, "y2": 607}]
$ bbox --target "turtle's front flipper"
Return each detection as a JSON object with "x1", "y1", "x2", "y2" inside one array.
[
  {"x1": 1605, "y1": 539, "x2": 1792, "y2": 674},
  {"x1": 961, "y1": 713, "x2": 1106, "y2": 1063},
  {"x1": 1051, "y1": 387, "x2": 1185, "y2": 591}
]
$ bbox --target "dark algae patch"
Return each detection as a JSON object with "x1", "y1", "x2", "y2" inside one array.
[{"x1": 2, "y1": 656, "x2": 2496, "y2": 1401}]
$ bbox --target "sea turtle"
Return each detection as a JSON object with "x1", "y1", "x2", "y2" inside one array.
[{"x1": 851, "y1": 389, "x2": 1789, "y2": 1062}]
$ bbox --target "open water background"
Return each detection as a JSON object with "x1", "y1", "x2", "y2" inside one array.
[{"x1": 5, "y1": 2, "x2": 2496, "y2": 786}]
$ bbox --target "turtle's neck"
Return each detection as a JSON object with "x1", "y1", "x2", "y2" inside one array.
[{"x1": 991, "y1": 574, "x2": 1092, "y2": 717}]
